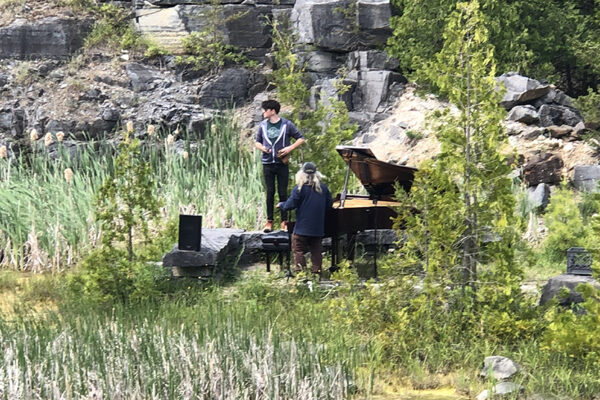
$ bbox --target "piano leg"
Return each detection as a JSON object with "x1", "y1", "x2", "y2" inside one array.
[{"x1": 347, "y1": 233, "x2": 357, "y2": 263}]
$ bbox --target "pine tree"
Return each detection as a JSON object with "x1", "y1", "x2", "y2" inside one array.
[{"x1": 398, "y1": 1, "x2": 522, "y2": 310}]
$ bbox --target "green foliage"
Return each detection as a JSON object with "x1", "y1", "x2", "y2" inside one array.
[
  {"x1": 388, "y1": 1, "x2": 534, "y2": 345},
  {"x1": 388, "y1": 0, "x2": 600, "y2": 96},
  {"x1": 85, "y1": 4, "x2": 146, "y2": 53},
  {"x1": 542, "y1": 183, "x2": 588, "y2": 262},
  {"x1": 269, "y1": 17, "x2": 356, "y2": 193},
  {"x1": 575, "y1": 86, "x2": 600, "y2": 127},
  {"x1": 175, "y1": 0, "x2": 256, "y2": 74},
  {"x1": 96, "y1": 131, "x2": 162, "y2": 260},
  {"x1": 542, "y1": 283, "x2": 600, "y2": 366}
]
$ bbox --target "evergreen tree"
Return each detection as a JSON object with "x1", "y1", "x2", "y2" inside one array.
[{"x1": 397, "y1": 1, "x2": 522, "y2": 311}]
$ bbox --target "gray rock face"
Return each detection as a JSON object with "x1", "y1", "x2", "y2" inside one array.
[
  {"x1": 507, "y1": 105, "x2": 539, "y2": 124},
  {"x1": 198, "y1": 68, "x2": 264, "y2": 108},
  {"x1": 0, "y1": 17, "x2": 92, "y2": 59},
  {"x1": 183, "y1": 5, "x2": 274, "y2": 50},
  {"x1": 354, "y1": 70, "x2": 405, "y2": 112},
  {"x1": 292, "y1": 0, "x2": 391, "y2": 52},
  {"x1": 480, "y1": 356, "x2": 521, "y2": 380},
  {"x1": 347, "y1": 50, "x2": 399, "y2": 72},
  {"x1": 497, "y1": 73, "x2": 550, "y2": 109},
  {"x1": 573, "y1": 165, "x2": 600, "y2": 192},
  {"x1": 298, "y1": 49, "x2": 347, "y2": 73},
  {"x1": 523, "y1": 153, "x2": 564, "y2": 186},
  {"x1": 0, "y1": 105, "x2": 26, "y2": 139},
  {"x1": 539, "y1": 104, "x2": 584, "y2": 127},
  {"x1": 126, "y1": 63, "x2": 162, "y2": 92},
  {"x1": 539, "y1": 274, "x2": 600, "y2": 306}
]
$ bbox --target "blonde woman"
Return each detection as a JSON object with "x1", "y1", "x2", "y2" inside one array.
[{"x1": 277, "y1": 162, "x2": 332, "y2": 276}]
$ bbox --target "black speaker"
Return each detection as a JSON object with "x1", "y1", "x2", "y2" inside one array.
[{"x1": 178, "y1": 214, "x2": 202, "y2": 251}]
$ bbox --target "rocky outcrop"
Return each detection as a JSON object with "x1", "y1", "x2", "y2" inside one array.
[{"x1": 0, "y1": 17, "x2": 92, "y2": 59}]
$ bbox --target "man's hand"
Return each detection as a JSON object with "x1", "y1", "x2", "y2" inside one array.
[
  {"x1": 255, "y1": 142, "x2": 271, "y2": 153},
  {"x1": 276, "y1": 202, "x2": 282, "y2": 209},
  {"x1": 277, "y1": 147, "x2": 290, "y2": 158}
]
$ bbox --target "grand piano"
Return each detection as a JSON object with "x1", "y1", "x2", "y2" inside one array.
[{"x1": 324, "y1": 146, "x2": 418, "y2": 273}]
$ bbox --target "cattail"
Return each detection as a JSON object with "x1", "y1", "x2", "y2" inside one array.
[
  {"x1": 64, "y1": 168, "x2": 73, "y2": 183},
  {"x1": 0, "y1": 145, "x2": 6, "y2": 159},
  {"x1": 30, "y1": 129, "x2": 38, "y2": 141},
  {"x1": 182, "y1": 151, "x2": 189, "y2": 159},
  {"x1": 44, "y1": 132, "x2": 53, "y2": 147},
  {"x1": 56, "y1": 131, "x2": 65, "y2": 142},
  {"x1": 166, "y1": 134, "x2": 174, "y2": 145},
  {"x1": 147, "y1": 124, "x2": 155, "y2": 136},
  {"x1": 126, "y1": 121, "x2": 134, "y2": 133}
]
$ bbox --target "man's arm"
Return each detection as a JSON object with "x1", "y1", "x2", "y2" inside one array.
[
  {"x1": 255, "y1": 126, "x2": 270, "y2": 153},
  {"x1": 278, "y1": 137, "x2": 305, "y2": 158}
]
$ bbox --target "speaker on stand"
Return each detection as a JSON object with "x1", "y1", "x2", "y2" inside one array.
[{"x1": 178, "y1": 214, "x2": 202, "y2": 251}]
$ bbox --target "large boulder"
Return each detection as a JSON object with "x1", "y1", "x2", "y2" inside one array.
[
  {"x1": 573, "y1": 165, "x2": 600, "y2": 192},
  {"x1": 480, "y1": 356, "x2": 521, "y2": 380},
  {"x1": 540, "y1": 274, "x2": 600, "y2": 306},
  {"x1": 0, "y1": 17, "x2": 93, "y2": 59},
  {"x1": 163, "y1": 228, "x2": 245, "y2": 277},
  {"x1": 538, "y1": 104, "x2": 584, "y2": 128},
  {"x1": 522, "y1": 152, "x2": 564, "y2": 186},
  {"x1": 506, "y1": 105, "x2": 539, "y2": 125},
  {"x1": 496, "y1": 73, "x2": 550, "y2": 110},
  {"x1": 526, "y1": 183, "x2": 550, "y2": 210}
]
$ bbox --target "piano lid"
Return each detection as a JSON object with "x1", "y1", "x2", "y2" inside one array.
[{"x1": 336, "y1": 146, "x2": 417, "y2": 198}]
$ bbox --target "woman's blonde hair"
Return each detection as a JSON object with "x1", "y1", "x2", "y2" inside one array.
[{"x1": 296, "y1": 169, "x2": 325, "y2": 193}]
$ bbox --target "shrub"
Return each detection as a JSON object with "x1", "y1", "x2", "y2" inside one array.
[{"x1": 542, "y1": 183, "x2": 588, "y2": 262}]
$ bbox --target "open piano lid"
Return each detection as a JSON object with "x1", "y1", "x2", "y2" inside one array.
[{"x1": 336, "y1": 146, "x2": 417, "y2": 199}]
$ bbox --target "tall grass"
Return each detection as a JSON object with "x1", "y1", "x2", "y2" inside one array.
[
  {"x1": 0, "y1": 113, "x2": 264, "y2": 271},
  {"x1": 0, "y1": 279, "x2": 365, "y2": 399}
]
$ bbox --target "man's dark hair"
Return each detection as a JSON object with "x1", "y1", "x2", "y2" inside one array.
[{"x1": 261, "y1": 100, "x2": 280, "y2": 114}]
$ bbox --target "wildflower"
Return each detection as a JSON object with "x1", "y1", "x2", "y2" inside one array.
[
  {"x1": 126, "y1": 121, "x2": 134, "y2": 133},
  {"x1": 64, "y1": 168, "x2": 73, "y2": 183},
  {"x1": 147, "y1": 124, "x2": 155, "y2": 135},
  {"x1": 182, "y1": 151, "x2": 189, "y2": 159},
  {"x1": 44, "y1": 132, "x2": 53, "y2": 147},
  {"x1": 0, "y1": 145, "x2": 6, "y2": 159},
  {"x1": 166, "y1": 134, "x2": 174, "y2": 145},
  {"x1": 56, "y1": 131, "x2": 65, "y2": 142},
  {"x1": 30, "y1": 129, "x2": 38, "y2": 141}
]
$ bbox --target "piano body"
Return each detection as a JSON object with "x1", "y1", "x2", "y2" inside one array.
[{"x1": 324, "y1": 146, "x2": 418, "y2": 272}]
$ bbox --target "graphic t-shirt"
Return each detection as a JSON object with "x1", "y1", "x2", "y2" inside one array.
[{"x1": 266, "y1": 119, "x2": 282, "y2": 142}]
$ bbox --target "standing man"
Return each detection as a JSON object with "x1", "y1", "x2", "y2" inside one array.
[
  {"x1": 277, "y1": 162, "x2": 332, "y2": 277},
  {"x1": 255, "y1": 100, "x2": 305, "y2": 232}
]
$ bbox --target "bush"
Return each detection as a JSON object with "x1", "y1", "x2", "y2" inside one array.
[{"x1": 542, "y1": 184, "x2": 588, "y2": 262}]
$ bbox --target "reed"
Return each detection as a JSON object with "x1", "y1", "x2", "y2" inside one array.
[
  {"x1": 0, "y1": 113, "x2": 264, "y2": 271},
  {"x1": 0, "y1": 281, "x2": 365, "y2": 400}
]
